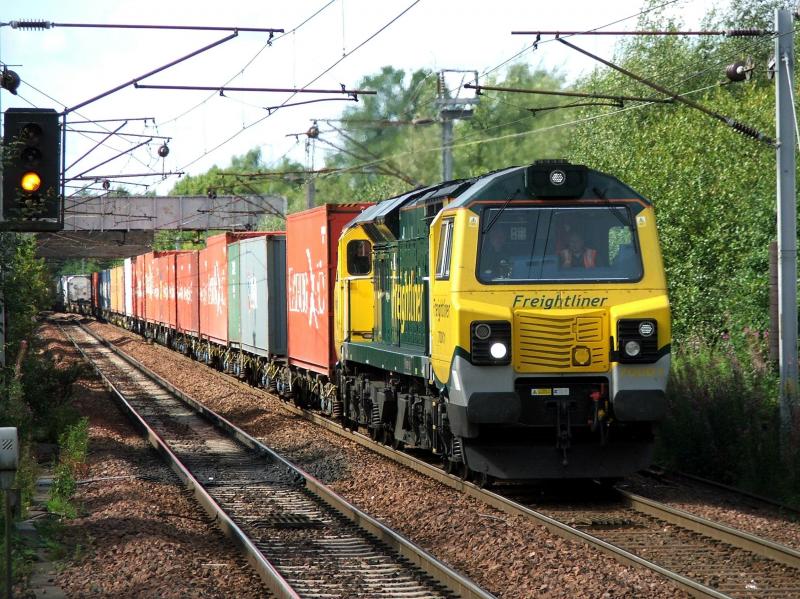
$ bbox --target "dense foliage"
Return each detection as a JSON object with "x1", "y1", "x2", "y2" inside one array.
[{"x1": 566, "y1": 1, "x2": 782, "y2": 344}]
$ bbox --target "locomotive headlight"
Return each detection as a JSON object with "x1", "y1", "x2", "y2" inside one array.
[
  {"x1": 638, "y1": 321, "x2": 655, "y2": 337},
  {"x1": 471, "y1": 320, "x2": 511, "y2": 365},
  {"x1": 624, "y1": 340, "x2": 642, "y2": 358},
  {"x1": 490, "y1": 342, "x2": 508, "y2": 360}
]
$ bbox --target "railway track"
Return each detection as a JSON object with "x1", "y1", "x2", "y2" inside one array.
[
  {"x1": 271, "y1": 400, "x2": 800, "y2": 598},
  {"x1": 58, "y1": 319, "x2": 493, "y2": 599},
  {"x1": 76, "y1": 317, "x2": 800, "y2": 598}
]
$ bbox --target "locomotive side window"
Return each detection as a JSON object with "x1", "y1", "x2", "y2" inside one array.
[
  {"x1": 477, "y1": 206, "x2": 643, "y2": 283},
  {"x1": 435, "y1": 218, "x2": 454, "y2": 280},
  {"x1": 347, "y1": 239, "x2": 372, "y2": 275}
]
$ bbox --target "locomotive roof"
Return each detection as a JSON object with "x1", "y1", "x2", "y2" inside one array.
[
  {"x1": 343, "y1": 161, "x2": 651, "y2": 236},
  {"x1": 446, "y1": 162, "x2": 651, "y2": 210}
]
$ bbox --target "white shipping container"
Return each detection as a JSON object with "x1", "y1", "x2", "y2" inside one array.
[{"x1": 124, "y1": 258, "x2": 134, "y2": 317}]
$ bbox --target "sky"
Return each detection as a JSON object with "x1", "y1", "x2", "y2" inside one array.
[{"x1": 1, "y1": 0, "x2": 722, "y2": 196}]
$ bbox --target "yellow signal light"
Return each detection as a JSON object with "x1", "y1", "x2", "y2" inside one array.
[{"x1": 21, "y1": 171, "x2": 41, "y2": 193}]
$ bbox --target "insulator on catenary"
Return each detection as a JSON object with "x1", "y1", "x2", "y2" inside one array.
[
  {"x1": 726, "y1": 63, "x2": 747, "y2": 82},
  {"x1": 725, "y1": 28, "x2": 768, "y2": 37},
  {"x1": 728, "y1": 119, "x2": 773, "y2": 144},
  {"x1": 10, "y1": 20, "x2": 52, "y2": 30}
]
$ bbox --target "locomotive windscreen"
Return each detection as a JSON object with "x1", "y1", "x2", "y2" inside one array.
[{"x1": 477, "y1": 205, "x2": 643, "y2": 283}]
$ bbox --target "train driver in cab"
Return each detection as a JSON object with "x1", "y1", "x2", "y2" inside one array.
[
  {"x1": 559, "y1": 231, "x2": 597, "y2": 269},
  {"x1": 480, "y1": 225, "x2": 513, "y2": 279}
]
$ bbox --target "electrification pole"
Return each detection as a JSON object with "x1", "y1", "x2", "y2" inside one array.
[
  {"x1": 775, "y1": 8, "x2": 797, "y2": 448},
  {"x1": 306, "y1": 122, "x2": 318, "y2": 209},
  {"x1": 437, "y1": 70, "x2": 478, "y2": 181}
]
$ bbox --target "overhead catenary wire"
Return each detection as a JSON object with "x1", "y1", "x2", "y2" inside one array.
[
  {"x1": 464, "y1": 83, "x2": 674, "y2": 104},
  {"x1": 556, "y1": 36, "x2": 775, "y2": 146},
  {"x1": 512, "y1": 28, "x2": 770, "y2": 36},
  {"x1": 176, "y1": 0, "x2": 422, "y2": 172},
  {"x1": 316, "y1": 80, "x2": 724, "y2": 181},
  {"x1": 335, "y1": 0, "x2": 689, "y2": 168},
  {"x1": 8, "y1": 70, "x2": 166, "y2": 175},
  {"x1": 161, "y1": 0, "x2": 338, "y2": 125},
  {"x1": 391, "y1": 0, "x2": 772, "y2": 141},
  {"x1": 449, "y1": 11, "x2": 783, "y2": 155}
]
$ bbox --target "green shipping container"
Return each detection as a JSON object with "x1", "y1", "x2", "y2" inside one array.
[{"x1": 238, "y1": 233, "x2": 287, "y2": 357}]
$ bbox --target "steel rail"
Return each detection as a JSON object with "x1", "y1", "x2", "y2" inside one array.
[
  {"x1": 67, "y1": 320, "x2": 494, "y2": 599},
  {"x1": 617, "y1": 490, "x2": 800, "y2": 569},
  {"x1": 57, "y1": 322, "x2": 301, "y2": 599},
  {"x1": 649, "y1": 468, "x2": 800, "y2": 515}
]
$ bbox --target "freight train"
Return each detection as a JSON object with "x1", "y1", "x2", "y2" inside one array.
[
  {"x1": 54, "y1": 274, "x2": 92, "y2": 314},
  {"x1": 62, "y1": 160, "x2": 671, "y2": 482}
]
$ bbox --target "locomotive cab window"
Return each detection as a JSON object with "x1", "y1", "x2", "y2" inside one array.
[
  {"x1": 477, "y1": 206, "x2": 643, "y2": 283},
  {"x1": 435, "y1": 218, "x2": 454, "y2": 280},
  {"x1": 346, "y1": 239, "x2": 372, "y2": 276}
]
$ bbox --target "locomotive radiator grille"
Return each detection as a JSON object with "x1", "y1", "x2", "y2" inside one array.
[{"x1": 514, "y1": 310, "x2": 608, "y2": 373}]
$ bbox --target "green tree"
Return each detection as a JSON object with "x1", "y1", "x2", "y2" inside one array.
[
  {"x1": 318, "y1": 66, "x2": 441, "y2": 200},
  {"x1": 567, "y1": 1, "x2": 779, "y2": 343},
  {"x1": 456, "y1": 63, "x2": 570, "y2": 175}
]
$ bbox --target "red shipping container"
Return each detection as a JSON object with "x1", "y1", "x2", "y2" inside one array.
[
  {"x1": 150, "y1": 251, "x2": 192, "y2": 328},
  {"x1": 133, "y1": 255, "x2": 147, "y2": 321},
  {"x1": 176, "y1": 251, "x2": 199, "y2": 335},
  {"x1": 91, "y1": 271, "x2": 100, "y2": 311},
  {"x1": 286, "y1": 204, "x2": 372, "y2": 375},
  {"x1": 143, "y1": 252, "x2": 158, "y2": 324},
  {"x1": 199, "y1": 233, "x2": 264, "y2": 345}
]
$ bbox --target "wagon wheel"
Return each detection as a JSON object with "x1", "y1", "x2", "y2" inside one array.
[
  {"x1": 380, "y1": 428, "x2": 393, "y2": 446},
  {"x1": 474, "y1": 470, "x2": 493, "y2": 489}
]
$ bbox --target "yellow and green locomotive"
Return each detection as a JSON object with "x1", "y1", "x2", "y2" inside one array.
[{"x1": 334, "y1": 160, "x2": 670, "y2": 481}]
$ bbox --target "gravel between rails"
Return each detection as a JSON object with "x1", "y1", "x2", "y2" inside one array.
[
  {"x1": 39, "y1": 321, "x2": 270, "y2": 598},
  {"x1": 85, "y1": 320, "x2": 688, "y2": 599}
]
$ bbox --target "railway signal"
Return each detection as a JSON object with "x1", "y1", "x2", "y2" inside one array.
[{"x1": 1, "y1": 107, "x2": 63, "y2": 231}]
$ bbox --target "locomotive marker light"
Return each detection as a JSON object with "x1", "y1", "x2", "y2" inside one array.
[
  {"x1": 526, "y1": 160, "x2": 588, "y2": 198},
  {"x1": 549, "y1": 169, "x2": 566, "y2": 185},
  {"x1": 474, "y1": 323, "x2": 492, "y2": 340},
  {"x1": 638, "y1": 321, "x2": 655, "y2": 337}
]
